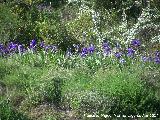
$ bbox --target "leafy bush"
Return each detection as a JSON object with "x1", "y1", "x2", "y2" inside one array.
[
  {"x1": 35, "y1": 10, "x2": 79, "y2": 51},
  {"x1": 41, "y1": 77, "x2": 64, "y2": 107},
  {"x1": 0, "y1": 100, "x2": 30, "y2": 120},
  {"x1": 0, "y1": 4, "x2": 19, "y2": 43},
  {"x1": 63, "y1": 66, "x2": 160, "y2": 118},
  {"x1": 66, "y1": 11, "x2": 94, "y2": 44}
]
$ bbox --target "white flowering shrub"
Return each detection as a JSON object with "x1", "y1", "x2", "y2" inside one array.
[{"x1": 66, "y1": 0, "x2": 160, "y2": 49}]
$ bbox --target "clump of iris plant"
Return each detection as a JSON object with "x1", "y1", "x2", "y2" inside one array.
[
  {"x1": 88, "y1": 44, "x2": 95, "y2": 54},
  {"x1": 44, "y1": 45, "x2": 53, "y2": 53},
  {"x1": 0, "y1": 43, "x2": 4, "y2": 56},
  {"x1": 127, "y1": 48, "x2": 135, "y2": 57},
  {"x1": 81, "y1": 47, "x2": 88, "y2": 57},
  {"x1": 141, "y1": 55, "x2": 153, "y2": 63},
  {"x1": 141, "y1": 56, "x2": 148, "y2": 62},
  {"x1": 30, "y1": 39, "x2": 36, "y2": 49},
  {"x1": 80, "y1": 44, "x2": 95, "y2": 57},
  {"x1": 40, "y1": 41, "x2": 45, "y2": 48},
  {"x1": 8, "y1": 42, "x2": 17, "y2": 52},
  {"x1": 115, "y1": 52, "x2": 122, "y2": 59},
  {"x1": 18, "y1": 44, "x2": 24, "y2": 52},
  {"x1": 102, "y1": 42, "x2": 111, "y2": 56},
  {"x1": 131, "y1": 39, "x2": 141, "y2": 47},
  {"x1": 0, "y1": 43, "x2": 4, "y2": 51},
  {"x1": 155, "y1": 50, "x2": 160, "y2": 58},
  {"x1": 0, "y1": 38, "x2": 159, "y2": 66},
  {"x1": 154, "y1": 57, "x2": 160, "y2": 64},
  {"x1": 154, "y1": 51, "x2": 160, "y2": 64}
]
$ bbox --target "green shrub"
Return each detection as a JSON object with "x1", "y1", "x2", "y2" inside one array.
[
  {"x1": 0, "y1": 4, "x2": 19, "y2": 42},
  {"x1": 63, "y1": 66, "x2": 160, "y2": 118},
  {"x1": 35, "y1": 10, "x2": 79, "y2": 51},
  {"x1": 0, "y1": 100, "x2": 30, "y2": 120},
  {"x1": 41, "y1": 77, "x2": 64, "y2": 107}
]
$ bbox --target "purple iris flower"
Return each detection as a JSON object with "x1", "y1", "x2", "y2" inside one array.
[
  {"x1": 40, "y1": 41, "x2": 45, "y2": 48},
  {"x1": 44, "y1": 45, "x2": 52, "y2": 52},
  {"x1": 155, "y1": 51, "x2": 160, "y2": 58},
  {"x1": 131, "y1": 39, "x2": 141, "y2": 47},
  {"x1": 88, "y1": 44, "x2": 95, "y2": 54},
  {"x1": 0, "y1": 44, "x2": 4, "y2": 56},
  {"x1": 103, "y1": 48, "x2": 111, "y2": 56},
  {"x1": 127, "y1": 48, "x2": 135, "y2": 57},
  {"x1": 3, "y1": 48, "x2": 9, "y2": 54},
  {"x1": 154, "y1": 57, "x2": 160, "y2": 64},
  {"x1": 30, "y1": 39, "x2": 36, "y2": 49},
  {"x1": 0, "y1": 43, "x2": 3, "y2": 49},
  {"x1": 141, "y1": 56, "x2": 153, "y2": 62},
  {"x1": 154, "y1": 51, "x2": 160, "y2": 64},
  {"x1": 0, "y1": 44, "x2": 4, "y2": 53},
  {"x1": 102, "y1": 42, "x2": 110, "y2": 49},
  {"x1": 141, "y1": 56, "x2": 148, "y2": 62},
  {"x1": 8, "y1": 42, "x2": 17, "y2": 51},
  {"x1": 115, "y1": 52, "x2": 122, "y2": 59},
  {"x1": 8, "y1": 42, "x2": 13, "y2": 49},
  {"x1": 104, "y1": 46, "x2": 111, "y2": 52},
  {"x1": 103, "y1": 50, "x2": 110, "y2": 56},
  {"x1": 18, "y1": 45, "x2": 24, "y2": 53},
  {"x1": 102, "y1": 42, "x2": 111, "y2": 56},
  {"x1": 81, "y1": 47, "x2": 88, "y2": 57}
]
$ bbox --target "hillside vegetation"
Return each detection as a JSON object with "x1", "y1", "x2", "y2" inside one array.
[{"x1": 0, "y1": 0, "x2": 160, "y2": 119}]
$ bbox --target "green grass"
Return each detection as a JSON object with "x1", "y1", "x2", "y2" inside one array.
[{"x1": 0, "y1": 52, "x2": 160, "y2": 119}]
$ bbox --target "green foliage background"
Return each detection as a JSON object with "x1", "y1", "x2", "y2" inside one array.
[{"x1": 0, "y1": 0, "x2": 159, "y2": 50}]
